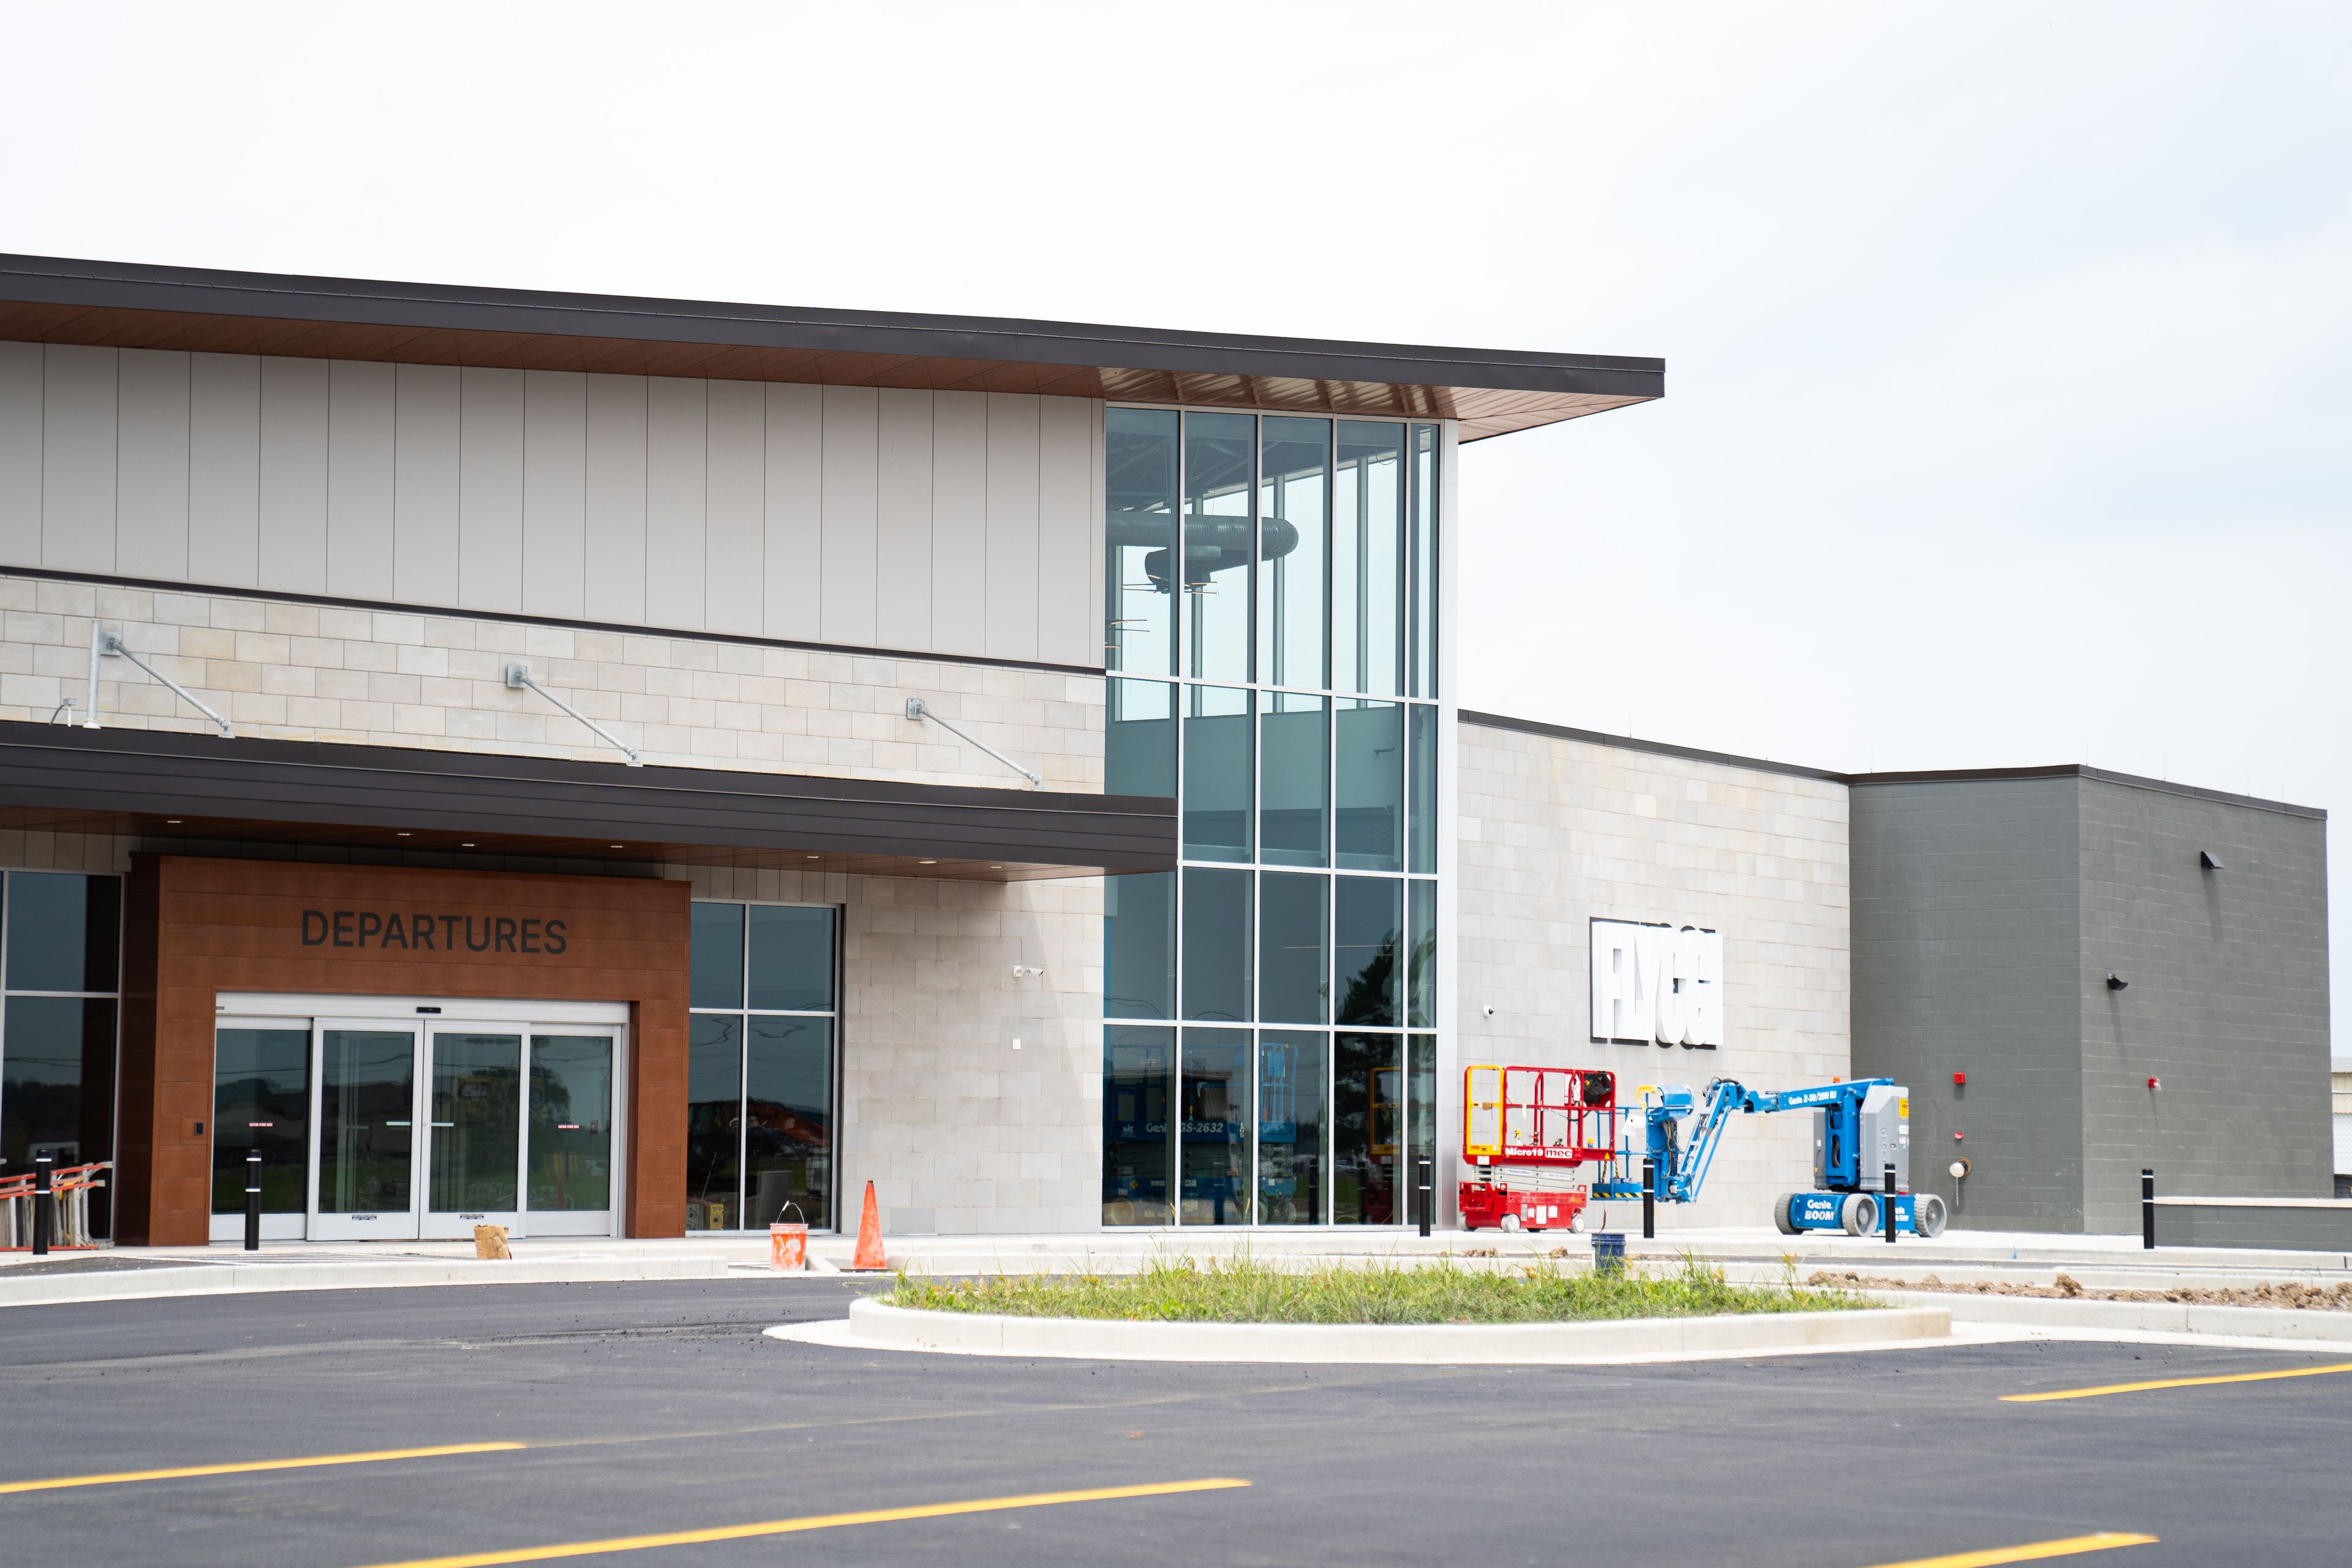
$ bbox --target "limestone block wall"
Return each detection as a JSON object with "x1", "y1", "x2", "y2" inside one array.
[
  {"x1": 1455, "y1": 718, "x2": 1852, "y2": 1232},
  {"x1": 0, "y1": 574, "x2": 1102, "y2": 791}
]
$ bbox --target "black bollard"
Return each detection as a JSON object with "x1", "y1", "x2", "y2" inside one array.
[
  {"x1": 1642, "y1": 1156, "x2": 1656, "y2": 1241},
  {"x1": 32, "y1": 1153, "x2": 52, "y2": 1257},
  {"x1": 2141, "y1": 1168, "x2": 2156, "y2": 1251},
  {"x1": 245, "y1": 1148, "x2": 263, "y2": 1252},
  {"x1": 1884, "y1": 1161, "x2": 1898, "y2": 1243},
  {"x1": 1415, "y1": 1155, "x2": 1433, "y2": 1238}
]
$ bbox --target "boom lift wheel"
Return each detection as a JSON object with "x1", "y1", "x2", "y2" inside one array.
[
  {"x1": 1772, "y1": 1194, "x2": 1801, "y2": 1236},
  {"x1": 1914, "y1": 1193, "x2": 1947, "y2": 1238},
  {"x1": 1499, "y1": 1213, "x2": 1521, "y2": 1233},
  {"x1": 1841, "y1": 1193, "x2": 1879, "y2": 1237}
]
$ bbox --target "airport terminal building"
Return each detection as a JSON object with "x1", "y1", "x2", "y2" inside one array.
[{"x1": 0, "y1": 255, "x2": 2329, "y2": 1245}]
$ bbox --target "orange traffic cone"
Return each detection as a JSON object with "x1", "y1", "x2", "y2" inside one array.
[{"x1": 849, "y1": 1180, "x2": 887, "y2": 1271}]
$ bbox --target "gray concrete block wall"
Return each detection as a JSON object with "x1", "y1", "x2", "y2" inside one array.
[
  {"x1": 1850, "y1": 777, "x2": 2086, "y2": 1231},
  {"x1": 1456, "y1": 724, "x2": 1852, "y2": 1232},
  {"x1": 2075, "y1": 779, "x2": 2331, "y2": 1227}
]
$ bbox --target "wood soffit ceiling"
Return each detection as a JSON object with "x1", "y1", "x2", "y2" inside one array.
[{"x1": 0, "y1": 255, "x2": 1664, "y2": 441}]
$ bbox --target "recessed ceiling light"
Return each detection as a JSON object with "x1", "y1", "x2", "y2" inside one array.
[
  {"x1": 396, "y1": 831, "x2": 411, "y2": 837},
  {"x1": 919, "y1": 859, "x2": 938, "y2": 865},
  {"x1": 805, "y1": 854, "x2": 820, "y2": 860},
  {"x1": 609, "y1": 843, "x2": 624, "y2": 849},
  {"x1": 461, "y1": 842, "x2": 475, "y2": 848},
  {"x1": 166, "y1": 818, "x2": 181, "y2": 824},
  {"x1": 990, "y1": 864, "x2": 1003, "y2": 870}
]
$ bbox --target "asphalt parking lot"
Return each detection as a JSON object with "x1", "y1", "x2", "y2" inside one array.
[{"x1": 2, "y1": 1280, "x2": 2345, "y2": 1567}]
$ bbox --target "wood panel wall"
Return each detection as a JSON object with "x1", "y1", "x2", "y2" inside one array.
[
  {"x1": 118, "y1": 854, "x2": 692, "y2": 1246},
  {"x1": 0, "y1": 342, "x2": 1107, "y2": 667}
]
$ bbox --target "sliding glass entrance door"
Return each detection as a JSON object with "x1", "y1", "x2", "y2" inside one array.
[
  {"x1": 313, "y1": 1023, "x2": 423, "y2": 1241},
  {"x1": 421, "y1": 1030, "x2": 522, "y2": 1240},
  {"x1": 212, "y1": 1004, "x2": 624, "y2": 1243}
]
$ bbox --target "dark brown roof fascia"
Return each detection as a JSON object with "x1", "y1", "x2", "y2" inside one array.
[{"x1": 0, "y1": 254, "x2": 1664, "y2": 441}]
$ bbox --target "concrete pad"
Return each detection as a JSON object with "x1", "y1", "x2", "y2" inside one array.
[{"x1": 763, "y1": 1297, "x2": 1952, "y2": 1365}]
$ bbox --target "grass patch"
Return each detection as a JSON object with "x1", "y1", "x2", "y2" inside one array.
[{"x1": 886, "y1": 1254, "x2": 1878, "y2": 1325}]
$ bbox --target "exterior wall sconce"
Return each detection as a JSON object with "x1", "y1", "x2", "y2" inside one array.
[
  {"x1": 2199, "y1": 850, "x2": 2224, "y2": 870},
  {"x1": 2106, "y1": 973, "x2": 2128, "y2": 991},
  {"x1": 505, "y1": 663, "x2": 641, "y2": 765}
]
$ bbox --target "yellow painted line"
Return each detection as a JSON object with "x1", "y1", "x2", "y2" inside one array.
[
  {"x1": 1857, "y1": 1533, "x2": 2158, "y2": 1568},
  {"x1": 353, "y1": 1477, "x2": 1251, "y2": 1568},
  {"x1": 2003, "y1": 1360, "x2": 2352, "y2": 1403},
  {"x1": 0, "y1": 1441, "x2": 526, "y2": 1494}
]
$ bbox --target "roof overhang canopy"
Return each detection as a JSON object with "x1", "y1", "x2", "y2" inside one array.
[{"x1": 0, "y1": 254, "x2": 1662, "y2": 441}]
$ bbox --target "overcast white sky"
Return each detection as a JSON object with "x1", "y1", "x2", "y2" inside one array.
[{"x1": 5, "y1": 2, "x2": 2346, "y2": 1017}]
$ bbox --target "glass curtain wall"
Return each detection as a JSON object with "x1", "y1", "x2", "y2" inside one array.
[
  {"x1": 687, "y1": 901, "x2": 840, "y2": 1231},
  {"x1": 0, "y1": 872, "x2": 123, "y2": 1238},
  {"x1": 1103, "y1": 410, "x2": 1440, "y2": 1226}
]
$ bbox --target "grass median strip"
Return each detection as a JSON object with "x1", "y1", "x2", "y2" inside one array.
[
  {"x1": 350, "y1": 1477, "x2": 1251, "y2": 1568},
  {"x1": 1856, "y1": 1532, "x2": 2157, "y2": 1567},
  {"x1": 2003, "y1": 1361, "x2": 2352, "y2": 1403},
  {"x1": 0, "y1": 1442, "x2": 526, "y2": 1494},
  {"x1": 888, "y1": 1253, "x2": 1875, "y2": 1324}
]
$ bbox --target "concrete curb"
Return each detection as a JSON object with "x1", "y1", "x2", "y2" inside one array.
[
  {"x1": 1883, "y1": 1289, "x2": 2352, "y2": 1341},
  {"x1": 791, "y1": 1297, "x2": 1951, "y2": 1364},
  {"x1": 0, "y1": 1254, "x2": 740, "y2": 1310}
]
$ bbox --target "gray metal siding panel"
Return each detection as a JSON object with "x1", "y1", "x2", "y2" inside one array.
[
  {"x1": 642, "y1": 376, "x2": 706, "y2": 630},
  {"x1": 2076, "y1": 778, "x2": 2332, "y2": 1226},
  {"x1": 115, "y1": 348, "x2": 190, "y2": 581},
  {"x1": 0, "y1": 342, "x2": 40, "y2": 567},
  {"x1": 325, "y1": 358, "x2": 396, "y2": 600},
  {"x1": 873, "y1": 388, "x2": 933, "y2": 654},
  {"x1": 818, "y1": 385, "x2": 878, "y2": 649},
  {"x1": 703, "y1": 379, "x2": 765, "y2": 637},
  {"x1": 186, "y1": 352, "x2": 260, "y2": 587},
  {"x1": 456, "y1": 367, "x2": 526, "y2": 613},
  {"x1": 581, "y1": 373, "x2": 647, "y2": 625},
  {"x1": 520, "y1": 369, "x2": 588, "y2": 621},
  {"x1": 40, "y1": 343, "x2": 116, "y2": 575},
  {"x1": 1851, "y1": 775, "x2": 2086, "y2": 1230},
  {"x1": 257, "y1": 357, "x2": 329, "y2": 594},
  {"x1": 392, "y1": 363, "x2": 461, "y2": 608},
  {"x1": 929, "y1": 391, "x2": 988, "y2": 658},
  {"x1": 982, "y1": 392, "x2": 1038, "y2": 663},
  {"x1": 761, "y1": 383, "x2": 821, "y2": 642}
]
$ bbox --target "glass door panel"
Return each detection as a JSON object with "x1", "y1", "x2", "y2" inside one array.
[
  {"x1": 424, "y1": 1031, "x2": 521, "y2": 1238},
  {"x1": 745, "y1": 1017, "x2": 830, "y2": 1231},
  {"x1": 315, "y1": 1027, "x2": 420, "y2": 1240},
  {"x1": 527, "y1": 1033, "x2": 616, "y2": 1235},
  {"x1": 211, "y1": 1025, "x2": 310, "y2": 1242}
]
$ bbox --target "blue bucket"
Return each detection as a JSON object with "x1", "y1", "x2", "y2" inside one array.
[{"x1": 1590, "y1": 1231, "x2": 1626, "y2": 1276}]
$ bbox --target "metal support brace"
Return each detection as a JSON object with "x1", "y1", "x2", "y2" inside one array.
[
  {"x1": 505, "y1": 663, "x2": 641, "y2": 766},
  {"x1": 89, "y1": 624, "x2": 233, "y2": 737},
  {"x1": 905, "y1": 697, "x2": 1042, "y2": 786}
]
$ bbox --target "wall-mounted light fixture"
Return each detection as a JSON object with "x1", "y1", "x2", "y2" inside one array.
[
  {"x1": 505, "y1": 663, "x2": 641, "y2": 766},
  {"x1": 2199, "y1": 850, "x2": 2224, "y2": 870},
  {"x1": 2106, "y1": 973, "x2": 2128, "y2": 991},
  {"x1": 2147, "y1": 1076, "x2": 2162, "y2": 1091},
  {"x1": 1952, "y1": 1071, "x2": 1967, "y2": 1088}
]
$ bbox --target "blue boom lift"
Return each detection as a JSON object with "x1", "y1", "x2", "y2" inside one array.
[{"x1": 1592, "y1": 1077, "x2": 1945, "y2": 1237}]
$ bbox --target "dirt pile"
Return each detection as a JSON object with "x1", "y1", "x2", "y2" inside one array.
[{"x1": 1803, "y1": 1270, "x2": 2352, "y2": 1310}]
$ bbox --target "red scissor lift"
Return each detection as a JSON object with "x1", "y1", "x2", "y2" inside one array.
[{"x1": 1460, "y1": 1065, "x2": 1617, "y2": 1232}]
